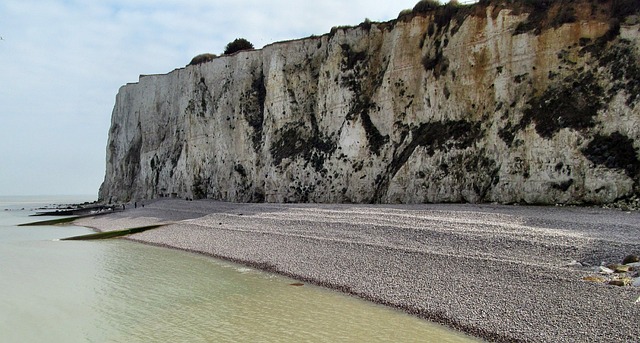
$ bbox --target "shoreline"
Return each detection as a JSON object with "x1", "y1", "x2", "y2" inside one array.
[{"x1": 74, "y1": 199, "x2": 640, "y2": 342}]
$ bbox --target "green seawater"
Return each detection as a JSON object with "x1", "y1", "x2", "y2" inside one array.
[{"x1": 0, "y1": 196, "x2": 480, "y2": 342}]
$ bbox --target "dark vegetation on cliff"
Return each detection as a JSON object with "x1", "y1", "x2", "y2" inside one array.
[
  {"x1": 223, "y1": 38, "x2": 254, "y2": 55},
  {"x1": 187, "y1": 38, "x2": 254, "y2": 66},
  {"x1": 373, "y1": 120, "x2": 486, "y2": 202},
  {"x1": 522, "y1": 72, "x2": 604, "y2": 139},
  {"x1": 399, "y1": 0, "x2": 466, "y2": 21},
  {"x1": 188, "y1": 53, "x2": 217, "y2": 66},
  {"x1": 508, "y1": 0, "x2": 640, "y2": 35},
  {"x1": 339, "y1": 43, "x2": 389, "y2": 156},
  {"x1": 241, "y1": 71, "x2": 267, "y2": 153},
  {"x1": 583, "y1": 132, "x2": 640, "y2": 178},
  {"x1": 188, "y1": 0, "x2": 640, "y2": 67},
  {"x1": 320, "y1": 0, "x2": 637, "y2": 203}
]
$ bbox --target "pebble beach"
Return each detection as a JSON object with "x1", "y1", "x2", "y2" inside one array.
[{"x1": 75, "y1": 199, "x2": 640, "y2": 342}]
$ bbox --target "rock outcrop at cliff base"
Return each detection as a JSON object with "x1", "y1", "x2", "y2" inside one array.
[{"x1": 100, "y1": 0, "x2": 640, "y2": 205}]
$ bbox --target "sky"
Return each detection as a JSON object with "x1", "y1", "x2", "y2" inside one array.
[{"x1": 0, "y1": 0, "x2": 460, "y2": 197}]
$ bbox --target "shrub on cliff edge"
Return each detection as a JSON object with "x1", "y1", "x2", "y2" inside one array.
[
  {"x1": 412, "y1": 0, "x2": 441, "y2": 14},
  {"x1": 188, "y1": 53, "x2": 217, "y2": 66},
  {"x1": 224, "y1": 38, "x2": 254, "y2": 55}
]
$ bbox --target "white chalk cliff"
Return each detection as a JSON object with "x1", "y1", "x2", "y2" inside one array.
[{"x1": 100, "y1": 0, "x2": 640, "y2": 204}]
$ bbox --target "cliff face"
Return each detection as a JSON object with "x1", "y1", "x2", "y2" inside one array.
[{"x1": 100, "y1": 0, "x2": 640, "y2": 204}]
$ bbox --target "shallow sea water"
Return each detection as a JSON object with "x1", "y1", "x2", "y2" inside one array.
[{"x1": 0, "y1": 196, "x2": 480, "y2": 342}]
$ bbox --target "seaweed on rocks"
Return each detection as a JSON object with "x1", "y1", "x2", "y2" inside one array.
[
  {"x1": 186, "y1": 77, "x2": 213, "y2": 118},
  {"x1": 125, "y1": 130, "x2": 142, "y2": 190},
  {"x1": 498, "y1": 121, "x2": 524, "y2": 146},
  {"x1": 192, "y1": 173, "x2": 209, "y2": 199},
  {"x1": 241, "y1": 71, "x2": 266, "y2": 152},
  {"x1": 582, "y1": 132, "x2": 640, "y2": 177},
  {"x1": 522, "y1": 72, "x2": 604, "y2": 139},
  {"x1": 340, "y1": 44, "x2": 367, "y2": 73},
  {"x1": 372, "y1": 120, "x2": 482, "y2": 202},
  {"x1": 422, "y1": 50, "x2": 449, "y2": 79},
  {"x1": 234, "y1": 164, "x2": 248, "y2": 178},
  {"x1": 360, "y1": 110, "x2": 388, "y2": 156},
  {"x1": 598, "y1": 40, "x2": 640, "y2": 106},
  {"x1": 269, "y1": 123, "x2": 336, "y2": 168},
  {"x1": 270, "y1": 125, "x2": 306, "y2": 165},
  {"x1": 340, "y1": 43, "x2": 390, "y2": 156}
]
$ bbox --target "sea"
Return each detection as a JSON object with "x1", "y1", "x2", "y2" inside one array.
[{"x1": 0, "y1": 195, "x2": 479, "y2": 342}]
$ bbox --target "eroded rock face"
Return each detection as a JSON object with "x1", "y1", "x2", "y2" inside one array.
[{"x1": 99, "y1": 0, "x2": 640, "y2": 204}]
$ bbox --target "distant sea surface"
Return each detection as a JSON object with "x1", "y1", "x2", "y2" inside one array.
[{"x1": 0, "y1": 195, "x2": 478, "y2": 342}]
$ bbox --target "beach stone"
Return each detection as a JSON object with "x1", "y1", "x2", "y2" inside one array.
[
  {"x1": 609, "y1": 277, "x2": 632, "y2": 287},
  {"x1": 608, "y1": 280, "x2": 627, "y2": 287},
  {"x1": 597, "y1": 266, "x2": 615, "y2": 275},
  {"x1": 632, "y1": 278, "x2": 640, "y2": 287},
  {"x1": 582, "y1": 276, "x2": 607, "y2": 283},
  {"x1": 613, "y1": 265, "x2": 631, "y2": 273},
  {"x1": 623, "y1": 255, "x2": 640, "y2": 265},
  {"x1": 566, "y1": 260, "x2": 583, "y2": 268},
  {"x1": 626, "y1": 262, "x2": 640, "y2": 271}
]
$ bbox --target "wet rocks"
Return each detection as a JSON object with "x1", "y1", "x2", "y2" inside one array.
[{"x1": 581, "y1": 254, "x2": 640, "y2": 287}]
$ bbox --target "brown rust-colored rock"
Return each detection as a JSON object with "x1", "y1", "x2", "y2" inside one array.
[{"x1": 582, "y1": 275, "x2": 607, "y2": 283}]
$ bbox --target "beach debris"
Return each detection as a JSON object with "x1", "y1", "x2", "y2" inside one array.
[
  {"x1": 581, "y1": 255, "x2": 640, "y2": 287},
  {"x1": 290, "y1": 282, "x2": 304, "y2": 287}
]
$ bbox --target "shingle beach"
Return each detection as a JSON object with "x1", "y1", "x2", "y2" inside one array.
[{"x1": 75, "y1": 200, "x2": 640, "y2": 342}]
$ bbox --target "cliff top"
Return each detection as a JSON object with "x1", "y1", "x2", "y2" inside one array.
[{"x1": 170, "y1": 0, "x2": 639, "y2": 76}]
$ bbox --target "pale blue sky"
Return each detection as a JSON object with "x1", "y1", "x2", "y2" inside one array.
[{"x1": 0, "y1": 0, "x2": 460, "y2": 197}]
